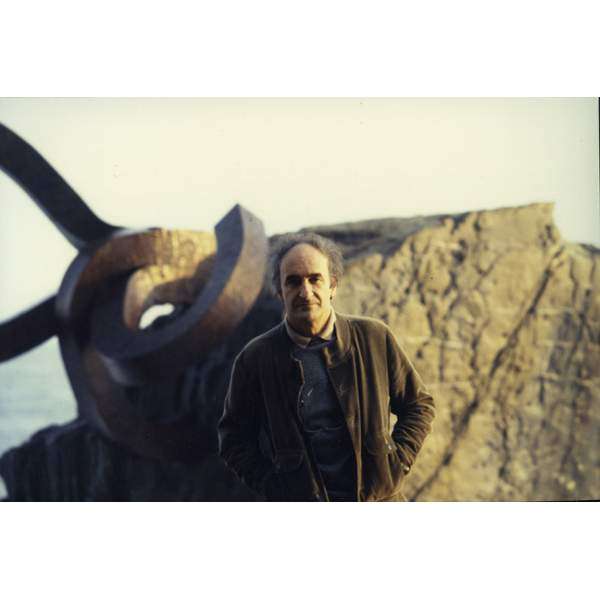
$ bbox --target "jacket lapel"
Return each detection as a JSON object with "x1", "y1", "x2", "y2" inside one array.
[{"x1": 322, "y1": 314, "x2": 358, "y2": 425}]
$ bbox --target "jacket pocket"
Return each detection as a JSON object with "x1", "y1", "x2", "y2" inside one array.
[
  {"x1": 363, "y1": 432, "x2": 407, "y2": 501},
  {"x1": 274, "y1": 451, "x2": 304, "y2": 473},
  {"x1": 365, "y1": 434, "x2": 396, "y2": 455},
  {"x1": 271, "y1": 451, "x2": 318, "y2": 501},
  {"x1": 262, "y1": 452, "x2": 303, "y2": 501}
]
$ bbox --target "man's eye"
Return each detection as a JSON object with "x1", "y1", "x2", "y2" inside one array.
[{"x1": 309, "y1": 276, "x2": 322, "y2": 284}]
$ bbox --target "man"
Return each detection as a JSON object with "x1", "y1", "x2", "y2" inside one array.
[{"x1": 218, "y1": 232, "x2": 434, "y2": 501}]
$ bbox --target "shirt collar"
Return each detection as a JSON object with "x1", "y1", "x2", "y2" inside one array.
[{"x1": 284, "y1": 309, "x2": 336, "y2": 348}]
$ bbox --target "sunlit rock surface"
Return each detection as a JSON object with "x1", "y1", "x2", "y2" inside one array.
[
  {"x1": 327, "y1": 203, "x2": 600, "y2": 501},
  {"x1": 1, "y1": 203, "x2": 598, "y2": 500}
]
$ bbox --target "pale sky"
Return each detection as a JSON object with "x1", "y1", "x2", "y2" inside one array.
[{"x1": 1, "y1": 97, "x2": 598, "y2": 321}]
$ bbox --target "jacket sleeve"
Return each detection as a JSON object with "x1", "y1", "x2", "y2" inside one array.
[
  {"x1": 217, "y1": 351, "x2": 279, "y2": 498},
  {"x1": 385, "y1": 328, "x2": 435, "y2": 470}
]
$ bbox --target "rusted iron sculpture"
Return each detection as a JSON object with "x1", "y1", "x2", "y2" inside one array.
[{"x1": 0, "y1": 123, "x2": 268, "y2": 462}]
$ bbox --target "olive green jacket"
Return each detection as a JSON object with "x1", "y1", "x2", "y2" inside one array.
[{"x1": 218, "y1": 313, "x2": 434, "y2": 501}]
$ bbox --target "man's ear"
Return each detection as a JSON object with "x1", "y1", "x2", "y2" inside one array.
[{"x1": 330, "y1": 280, "x2": 337, "y2": 300}]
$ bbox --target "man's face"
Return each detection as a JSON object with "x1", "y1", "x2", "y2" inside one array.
[{"x1": 279, "y1": 243, "x2": 337, "y2": 336}]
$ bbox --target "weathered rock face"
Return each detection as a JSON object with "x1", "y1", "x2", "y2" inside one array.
[
  {"x1": 1, "y1": 203, "x2": 598, "y2": 500},
  {"x1": 326, "y1": 203, "x2": 600, "y2": 500}
]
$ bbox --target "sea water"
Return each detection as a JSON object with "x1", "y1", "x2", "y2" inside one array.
[{"x1": 0, "y1": 337, "x2": 77, "y2": 499}]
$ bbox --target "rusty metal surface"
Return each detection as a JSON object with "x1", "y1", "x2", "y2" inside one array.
[
  {"x1": 0, "y1": 122, "x2": 268, "y2": 462},
  {"x1": 90, "y1": 207, "x2": 266, "y2": 385}
]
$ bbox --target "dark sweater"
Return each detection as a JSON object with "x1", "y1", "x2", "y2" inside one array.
[{"x1": 292, "y1": 338, "x2": 357, "y2": 501}]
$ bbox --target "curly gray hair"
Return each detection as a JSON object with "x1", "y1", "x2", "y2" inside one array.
[{"x1": 269, "y1": 232, "x2": 344, "y2": 295}]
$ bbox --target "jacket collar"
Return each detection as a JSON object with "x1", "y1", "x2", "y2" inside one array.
[
  {"x1": 276, "y1": 311, "x2": 352, "y2": 368},
  {"x1": 284, "y1": 309, "x2": 336, "y2": 348}
]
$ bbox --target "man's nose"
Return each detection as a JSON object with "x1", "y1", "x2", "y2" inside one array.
[{"x1": 298, "y1": 280, "x2": 312, "y2": 298}]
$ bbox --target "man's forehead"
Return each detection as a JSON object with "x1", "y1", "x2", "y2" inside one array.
[{"x1": 280, "y1": 244, "x2": 329, "y2": 273}]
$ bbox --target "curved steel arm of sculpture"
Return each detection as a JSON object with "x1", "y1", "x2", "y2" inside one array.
[
  {"x1": 90, "y1": 205, "x2": 267, "y2": 385},
  {"x1": 0, "y1": 297, "x2": 58, "y2": 362},
  {"x1": 0, "y1": 122, "x2": 120, "y2": 249}
]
